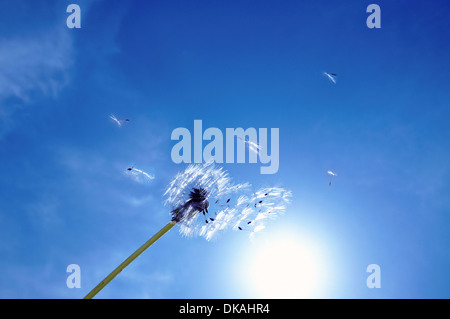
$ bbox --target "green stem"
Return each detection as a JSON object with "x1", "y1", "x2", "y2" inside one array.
[{"x1": 84, "y1": 221, "x2": 176, "y2": 299}]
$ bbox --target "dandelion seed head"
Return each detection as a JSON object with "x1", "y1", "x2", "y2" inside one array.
[
  {"x1": 164, "y1": 162, "x2": 250, "y2": 237},
  {"x1": 164, "y1": 162, "x2": 291, "y2": 240}
]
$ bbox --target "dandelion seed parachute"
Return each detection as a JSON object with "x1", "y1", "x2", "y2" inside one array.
[
  {"x1": 133, "y1": 168, "x2": 155, "y2": 180},
  {"x1": 125, "y1": 166, "x2": 155, "y2": 183},
  {"x1": 237, "y1": 137, "x2": 263, "y2": 154},
  {"x1": 327, "y1": 170, "x2": 337, "y2": 186},
  {"x1": 323, "y1": 72, "x2": 337, "y2": 84},
  {"x1": 110, "y1": 114, "x2": 130, "y2": 127}
]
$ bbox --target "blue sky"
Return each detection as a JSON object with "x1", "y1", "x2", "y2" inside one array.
[{"x1": 0, "y1": 0, "x2": 449, "y2": 298}]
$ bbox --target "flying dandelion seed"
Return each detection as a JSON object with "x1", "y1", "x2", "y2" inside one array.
[
  {"x1": 237, "y1": 136, "x2": 263, "y2": 154},
  {"x1": 323, "y1": 72, "x2": 337, "y2": 84},
  {"x1": 84, "y1": 162, "x2": 291, "y2": 298},
  {"x1": 327, "y1": 170, "x2": 337, "y2": 186},
  {"x1": 110, "y1": 114, "x2": 130, "y2": 127},
  {"x1": 125, "y1": 165, "x2": 155, "y2": 183}
]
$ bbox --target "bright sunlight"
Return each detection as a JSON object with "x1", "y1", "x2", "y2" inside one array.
[{"x1": 242, "y1": 231, "x2": 327, "y2": 298}]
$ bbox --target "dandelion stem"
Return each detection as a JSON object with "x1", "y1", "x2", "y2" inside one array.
[{"x1": 84, "y1": 221, "x2": 176, "y2": 299}]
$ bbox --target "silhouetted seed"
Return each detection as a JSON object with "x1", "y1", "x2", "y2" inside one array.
[
  {"x1": 259, "y1": 200, "x2": 263, "y2": 204},
  {"x1": 210, "y1": 218, "x2": 215, "y2": 221},
  {"x1": 226, "y1": 199, "x2": 230, "y2": 203},
  {"x1": 238, "y1": 227, "x2": 243, "y2": 230},
  {"x1": 205, "y1": 220, "x2": 209, "y2": 224},
  {"x1": 265, "y1": 193, "x2": 269, "y2": 196},
  {"x1": 247, "y1": 221, "x2": 252, "y2": 224}
]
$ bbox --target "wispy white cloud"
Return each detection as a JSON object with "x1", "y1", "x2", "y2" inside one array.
[
  {"x1": 0, "y1": 28, "x2": 73, "y2": 104},
  {"x1": 0, "y1": 25, "x2": 74, "y2": 141}
]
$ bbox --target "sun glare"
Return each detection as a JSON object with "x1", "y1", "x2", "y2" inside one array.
[{"x1": 243, "y1": 233, "x2": 326, "y2": 298}]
